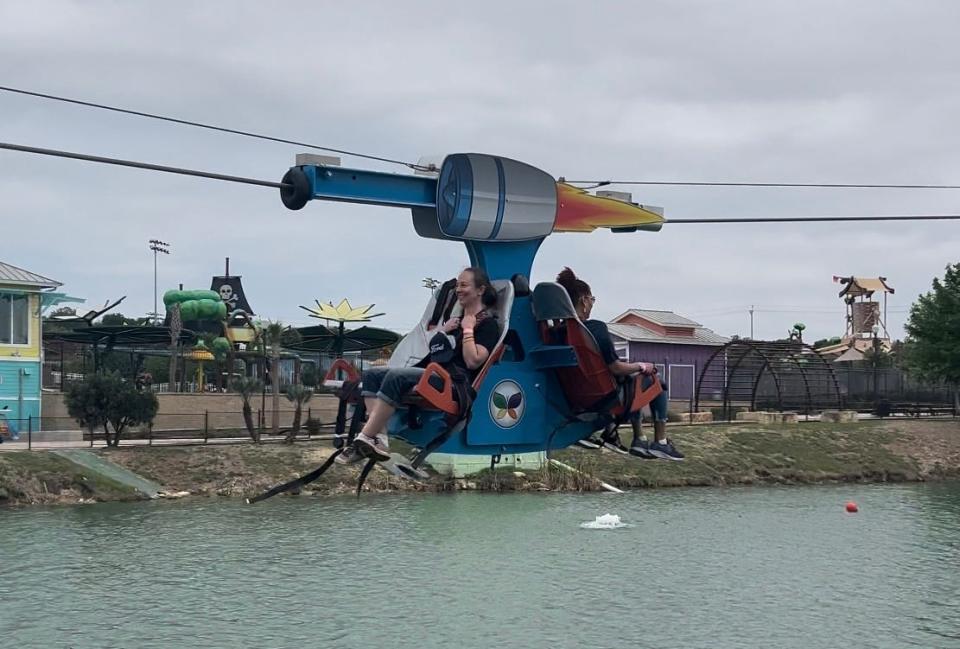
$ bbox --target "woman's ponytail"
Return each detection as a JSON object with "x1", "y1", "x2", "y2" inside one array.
[
  {"x1": 556, "y1": 267, "x2": 591, "y2": 304},
  {"x1": 465, "y1": 266, "x2": 498, "y2": 310},
  {"x1": 481, "y1": 284, "x2": 497, "y2": 308}
]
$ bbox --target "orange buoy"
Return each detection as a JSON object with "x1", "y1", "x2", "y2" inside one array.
[{"x1": 845, "y1": 501, "x2": 859, "y2": 513}]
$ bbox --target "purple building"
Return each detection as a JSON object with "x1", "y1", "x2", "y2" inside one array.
[{"x1": 607, "y1": 309, "x2": 729, "y2": 404}]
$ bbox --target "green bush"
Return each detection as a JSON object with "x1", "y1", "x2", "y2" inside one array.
[
  {"x1": 66, "y1": 373, "x2": 158, "y2": 447},
  {"x1": 304, "y1": 417, "x2": 322, "y2": 436},
  {"x1": 301, "y1": 365, "x2": 318, "y2": 387}
]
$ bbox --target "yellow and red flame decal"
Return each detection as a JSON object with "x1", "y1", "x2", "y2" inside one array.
[{"x1": 553, "y1": 183, "x2": 665, "y2": 233}]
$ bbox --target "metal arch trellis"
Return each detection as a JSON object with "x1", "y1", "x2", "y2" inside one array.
[{"x1": 695, "y1": 339, "x2": 842, "y2": 420}]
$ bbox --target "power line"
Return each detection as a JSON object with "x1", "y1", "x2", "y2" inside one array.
[
  {"x1": 0, "y1": 84, "x2": 421, "y2": 170},
  {"x1": 0, "y1": 141, "x2": 286, "y2": 189},
  {"x1": 7, "y1": 87, "x2": 960, "y2": 190},
  {"x1": 5, "y1": 140, "x2": 960, "y2": 228},
  {"x1": 566, "y1": 179, "x2": 960, "y2": 190},
  {"x1": 667, "y1": 215, "x2": 960, "y2": 223},
  {"x1": 7, "y1": 85, "x2": 960, "y2": 191}
]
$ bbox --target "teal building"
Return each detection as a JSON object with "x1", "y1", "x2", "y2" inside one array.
[{"x1": 0, "y1": 261, "x2": 61, "y2": 423}]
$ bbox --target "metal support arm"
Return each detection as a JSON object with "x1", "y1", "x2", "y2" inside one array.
[{"x1": 281, "y1": 164, "x2": 437, "y2": 211}]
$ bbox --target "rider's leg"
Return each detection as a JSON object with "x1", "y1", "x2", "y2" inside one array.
[
  {"x1": 359, "y1": 368, "x2": 389, "y2": 417},
  {"x1": 647, "y1": 376, "x2": 669, "y2": 442},
  {"x1": 628, "y1": 411, "x2": 645, "y2": 446},
  {"x1": 358, "y1": 396, "x2": 399, "y2": 439},
  {"x1": 646, "y1": 377, "x2": 684, "y2": 460},
  {"x1": 353, "y1": 368, "x2": 424, "y2": 459}
]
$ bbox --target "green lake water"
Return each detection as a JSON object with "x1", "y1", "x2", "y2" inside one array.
[{"x1": 2, "y1": 483, "x2": 959, "y2": 648}]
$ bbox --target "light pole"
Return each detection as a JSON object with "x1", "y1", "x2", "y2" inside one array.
[
  {"x1": 422, "y1": 277, "x2": 440, "y2": 292},
  {"x1": 149, "y1": 239, "x2": 170, "y2": 324}
]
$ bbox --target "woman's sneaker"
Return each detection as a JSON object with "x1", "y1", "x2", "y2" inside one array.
[
  {"x1": 334, "y1": 443, "x2": 365, "y2": 465},
  {"x1": 575, "y1": 436, "x2": 602, "y2": 450},
  {"x1": 599, "y1": 429, "x2": 629, "y2": 455},
  {"x1": 354, "y1": 433, "x2": 391, "y2": 462},
  {"x1": 629, "y1": 439, "x2": 655, "y2": 459},
  {"x1": 648, "y1": 439, "x2": 685, "y2": 461}
]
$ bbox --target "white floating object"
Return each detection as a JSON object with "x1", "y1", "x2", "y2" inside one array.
[{"x1": 580, "y1": 513, "x2": 630, "y2": 530}]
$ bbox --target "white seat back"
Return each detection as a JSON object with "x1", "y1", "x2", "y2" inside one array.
[{"x1": 388, "y1": 278, "x2": 513, "y2": 368}]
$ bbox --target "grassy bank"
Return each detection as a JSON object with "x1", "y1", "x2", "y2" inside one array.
[
  {"x1": 556, "y1": 419, "x2": 960, "y2": 488},
  {"x1": 0, "y1": 451, "x2": 142, "y2": 505},
  {"x1": 1, "y1": 419, "x2": 958, "y2": 506}
]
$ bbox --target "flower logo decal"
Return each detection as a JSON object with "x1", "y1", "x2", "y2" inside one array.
[{"x1": 489, "y1": 380, "x2": 525, "y2": 428}]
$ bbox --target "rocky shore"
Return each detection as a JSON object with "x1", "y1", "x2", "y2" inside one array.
[{"x1": 1, "y1": 419, "x2": 958, "y2": 506}]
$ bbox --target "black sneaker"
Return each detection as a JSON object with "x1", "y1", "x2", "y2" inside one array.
[
  {"x1": 576, "y1": 437, "x2": 602, "y2": 450},
  {"x1": 629, "y1": 438, "x2": 655, "y2": 459},
  {"x1": 334, "y1": 443, "x2": 365, "y2": 465},
  {"x1": 648, "y1": 439, "x2": 685, "y2": 461},
  {"x1": 600, "y1": 430, "x2": 629, "y2": 455}
]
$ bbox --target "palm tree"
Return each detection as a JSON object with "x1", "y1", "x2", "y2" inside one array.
[
  {"x1": 259, "y1": 321, "x2": 301, "y2": 435},
  {"x1": 168, "y1": 303, "x2": 182, "y2": 392},
  {"x1": 231, "y1": 376, "x2": 263, "y2": 443},
  {"x1": 284, "y1": 385, "x2": 313, "y2": 443}
]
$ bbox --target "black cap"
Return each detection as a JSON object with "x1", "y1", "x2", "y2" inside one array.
[{"x1": 428, "y1": 332, "x2": 456, "y2": 365}]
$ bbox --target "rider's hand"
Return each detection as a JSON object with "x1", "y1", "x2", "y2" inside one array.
[
  {"x1": 441, "y1": 317, "x2": 461, "y2": 333},
  {"x1": 461, "y1": 313, "x2": 477, "y2": 330},
  {"x1": 638, "y1": 362, "x2": 655, "y2": 375}
]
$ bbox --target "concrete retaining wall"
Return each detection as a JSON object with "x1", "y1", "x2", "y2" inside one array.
[{"x1": 40, "y1": 391, "x2": 341, "y2": 431}]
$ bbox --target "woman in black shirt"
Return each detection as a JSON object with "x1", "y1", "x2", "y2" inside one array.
[
  {"x1": 339, "y1": 267, "x2": 500, "y2": 463},
  {"x1": 556, "y1": 268, "x2": 683, "y2": 461}
]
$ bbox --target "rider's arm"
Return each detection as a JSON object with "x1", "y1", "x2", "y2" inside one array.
[
  {"x1": 608, "y1": 360, "x2": 656, "y2": 377},
  {"x1": 461, "y1": 319, "x2": 497, "y2": 370}
]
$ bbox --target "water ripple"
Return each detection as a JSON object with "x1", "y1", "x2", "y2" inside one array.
[{"x1": 2, "y1": 484, "x2": 960, "y2": 648}]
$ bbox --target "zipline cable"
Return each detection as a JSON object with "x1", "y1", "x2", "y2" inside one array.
[
  {"x1": 4, "y1": 141, "x2": 960, "y2": 225},
  {"x1": 5, "y1": 86, "x2": 960, "y2": 188},
  {"x1": 0, "y1": 85, "x2": 422, "y2": 170},
  {"x1": 564, "y1": 179, "x2": 960, "y2": 190},
  {"x1": 667, "y1": 215, "x2": 960, "y2": 223},
  {"x1": 0, "y1": 141, "x2": 287, "y2": 189}
]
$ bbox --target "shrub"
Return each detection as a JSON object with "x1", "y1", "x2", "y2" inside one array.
[
  {"x1": 66, "y1": 372, "x2": 158, "y2": 447},
  {"x1": 304, "y1": 417, "x2": 322, "y2": 436}
]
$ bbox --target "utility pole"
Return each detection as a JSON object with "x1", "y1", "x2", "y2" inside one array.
[
  {"x1": 749, "y1": 305, "x2": 755, "y2": 339},
  {"x1": 149, "y1": 239, "x2": 170, "y2": 324}
]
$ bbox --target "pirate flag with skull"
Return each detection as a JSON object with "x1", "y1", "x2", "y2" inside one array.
[{"x1": 210, "y1": 275, "x2": 254, "y2": 326}]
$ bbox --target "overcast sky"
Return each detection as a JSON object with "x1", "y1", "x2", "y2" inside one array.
[{"x1": 2, "y1": 1, "x2": 959, "y2": 342}]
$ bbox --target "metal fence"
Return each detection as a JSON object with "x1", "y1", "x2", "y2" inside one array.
[
  {"x1": 833, "y1": 367, "x2": 956, "y2": 413},
  {"x1": 0, "y1": 408, "x2": 339, "y2": 449}
]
